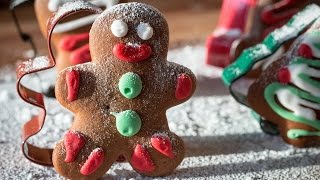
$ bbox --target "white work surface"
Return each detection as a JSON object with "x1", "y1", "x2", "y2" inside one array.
[{"x1": 1, "y1": 46, "x2": 320, "y2": 180}]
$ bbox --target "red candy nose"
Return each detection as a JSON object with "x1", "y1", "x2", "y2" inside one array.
[
  {"x1": 298, "y1": 43, "x2": 313, "y2": 59},
  {"x1": 113, "y1": 43, "x2": 152, "y2": 63}
]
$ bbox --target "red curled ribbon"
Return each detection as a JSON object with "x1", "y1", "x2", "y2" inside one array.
[{"x1": 16, "y1": 1, "x2": 101, "y2": 166}]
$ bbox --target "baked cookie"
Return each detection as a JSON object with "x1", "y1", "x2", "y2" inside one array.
[
  {"x1": 248, "y1": 20, "x2": 320, "y2": 147},
  {"x1": 222, "y1": 4, "x2": 320, "y2": 146},
  {"x1": 52, "y1": 2, "x2": 196, "y2": 179}
]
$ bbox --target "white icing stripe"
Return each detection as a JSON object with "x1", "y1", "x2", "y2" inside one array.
[
  {"x1": 276, "y1": 88, "x2": 320, "y2": 120},
  {"x1": 252, "y1": 47, "x2": 284, "y2": 70},
  {"x1": 288, "y1": 64, "x2": 320, "y2": 96},
  {"x1": 53, "y1": 14, "x2": 99, "y2": 33}
]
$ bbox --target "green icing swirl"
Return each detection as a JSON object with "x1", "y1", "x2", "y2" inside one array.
[
  {"x1": 287, "y1": 129, "x2": 320, "y2": 139},
  {"x1": 111, "y1": 110, "x2": 142, "y2": 137},
  {"x1": 264, "y1": 57, "x2": 320, "y2": 139},
  {"x1": 118, "y1": 72, "x2": 142, "y2": 99},
  {"x1": 222, "y1": 4, "x2": 320, "y2": 91}
]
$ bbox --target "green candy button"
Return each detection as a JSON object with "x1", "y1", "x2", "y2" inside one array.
[
  {"x1": 111, "y1": 110, "x2": 142, "y2": 137},
  {"x1": 118, "y1": 72, "x2": 142, "y2": 99}
]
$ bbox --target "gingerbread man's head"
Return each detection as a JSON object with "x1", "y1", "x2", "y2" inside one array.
[{"x1": 89, "y1": 2, "x2": 169, "y2": 64}]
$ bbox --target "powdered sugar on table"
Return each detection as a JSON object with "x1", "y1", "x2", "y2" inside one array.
[{"x1": 1, "y1": 46, "x2": 320, "y2": 180}]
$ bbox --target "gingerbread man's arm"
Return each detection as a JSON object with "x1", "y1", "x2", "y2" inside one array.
[
  {"x1": 166, "y1": 62, "x2": 197, "y2": 106},
  {"x1": 55, "y1": 63, "x2": 97, "y2": 113}
]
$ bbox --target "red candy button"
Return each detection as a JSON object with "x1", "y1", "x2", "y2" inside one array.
[
  {"x1": 66, "y1": 70, "x2": 80, "y2": 102},
  {"x1": 298, "y1": 43, "x2": 313, "y2": 59},
  {"x1": 278, "y1": 67, "x2": 291, "y2": 84},
  {"x1": 131, "y1": 144, "x2": 155, "y2": 173},
  {"x1": 80, "y1": 148, "x2": 104, "y2": 176},
  {"x1": 113, "y1": 43, "x2": 152, "y2": 63},
  {"x1": 175, "y1": 73, "x2": 193, "y2": 100},
  {"x1": 151, "y1": 134, "x2": 174, "y2": 159},
  {"x1": 64, "y1": 131, "x2": 86, "y2": 163}
]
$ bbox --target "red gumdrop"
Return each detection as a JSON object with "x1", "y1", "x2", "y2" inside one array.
[
  {"x1": 64, "y1": 131, "x2": 86, "y2": 163},
  {"x1": 175, "y1": 73, "x2": 193, "y2": 100},
  {"x1": 59, "y1": 33, "x2": 89, "y2": 51},
  {"x1": 151, "y1": 134, "x2": 174, "y2": 159},
  {"x1": 66, "y1": 70, "x2": 80, "y2": 102},
  {"x1": 113, "y1": 43, "x2": 152, "y2": 63},
  {"x1": 277, "y1": 67, "x2": 291, "y2": 84},
  {"x1": 298, "y1": 43, "x2": 313, "y2": 59},
  {"x1": 70, "y1": 44, "x2": 91, "y2": 65},
  {"x1": 80, "y1": 148, "x2": 104, "y2": 176},
  {"x1": 131, "y1": 144, "x2": 155, "y2": 173}
]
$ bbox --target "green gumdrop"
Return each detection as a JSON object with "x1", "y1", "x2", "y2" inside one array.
[
  {"x1": 118, "y1": 72, "x2": 142, "y2": 99},
  {"x1": 111, "y1": 110, "x2": 142, "y2": 137}
]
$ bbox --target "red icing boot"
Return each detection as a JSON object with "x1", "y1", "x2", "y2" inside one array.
[
  {"x1": 70, "y1": 44, "x2": 91, "y2": 65},
  {"x1": 298, "y1": 44, "x2": 313, "y2": 59},
  {"x1": 131, "y1": 144, "x2": 155, "y2": 173},
  {"x1": 59, "y1": 33, "x2": 90, "y2": 51},
  {"x1": 113, "y1": 43, "x2": 152, "y2": 62},
  {"x1": 80, "y1": 148, "x2": 104, "y2": 176},
  {"x1": 64, "y1": 131, "x2": 86, "y2": 163},
  {"x1": 205, "y1": 0, "x2": 255, "y2": 67},
  {"x1": 66, "y1": 70, "x2": 80, "y2": 102},
  {"x1": 151, "y1": 134, "x2": 174, "y2": 159},
  {"x1": 175, "y1": 73, "x2": 193, "y2": 100}
]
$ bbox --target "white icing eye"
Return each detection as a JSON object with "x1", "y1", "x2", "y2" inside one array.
[
  {"x1": 111, "y1": 20, "x2": 128, "y2": 38},
  {"x1": 137, "y1": 22, "x2": 153, "y2": 40}
]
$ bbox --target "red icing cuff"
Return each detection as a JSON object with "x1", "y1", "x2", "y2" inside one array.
[
  {"x1": 66, "y1": 70, "x2": 80, "y2": 102},
  {"x1": 151, "y1": 134, "x2": 174, "y2": 159},
  {"x1": 113, "y1": 43, "x2": 152, "y2": 63},
  {"x1": 80, "y1": 148, "x2": 104, "y2": 176},
  {"x1": 70, "y1": 44, "x2": 91, "y2": 65},
  {"x1": 175, "y1": 73, "x2": 193, "y2": 100},
  {"x1": 131, "y1": 144, "x2": 155, "y2": 173},
  {"x1": 64, "y1": 131, "x2": 86, "y2": 163},
  {"x1": 59, "y1": 33, "x2": 89, "y2": 51}
]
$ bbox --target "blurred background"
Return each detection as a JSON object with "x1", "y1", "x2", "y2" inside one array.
[{"x1": 0, "y1": 0, "x2": 222, "y2": 67}]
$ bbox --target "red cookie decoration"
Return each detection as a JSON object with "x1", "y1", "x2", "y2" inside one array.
[{"x1": 48, "y1": 2, "x2": 196, "y2": 179}]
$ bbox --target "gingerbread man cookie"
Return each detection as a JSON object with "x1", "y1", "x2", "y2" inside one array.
[
  {"x1": 52, "y1": 2, "x2": 196, "y2": 179},
  {"x1": 222, "y1": 4, "x2": 320, "y2": 146}
]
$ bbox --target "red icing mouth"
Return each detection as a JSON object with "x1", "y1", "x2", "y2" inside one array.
[{"x1": 113, "y1": 43, "x2": 152, "y2": 63}]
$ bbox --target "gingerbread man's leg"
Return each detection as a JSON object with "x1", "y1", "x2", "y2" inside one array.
[
  {"x1": 53, "y1": 128, "x2": 121, "y2": 179},
  {"x1": 126, "y1": 131, "x2": 184, "y2": 177}
]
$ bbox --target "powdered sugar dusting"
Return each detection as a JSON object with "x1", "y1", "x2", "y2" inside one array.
[
  {"x1": 21, "y1": 56, "x2": 49, "y2": 72},
  {"x1": 1, "y1": 46, "x2": 320, "y2": 179}
]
